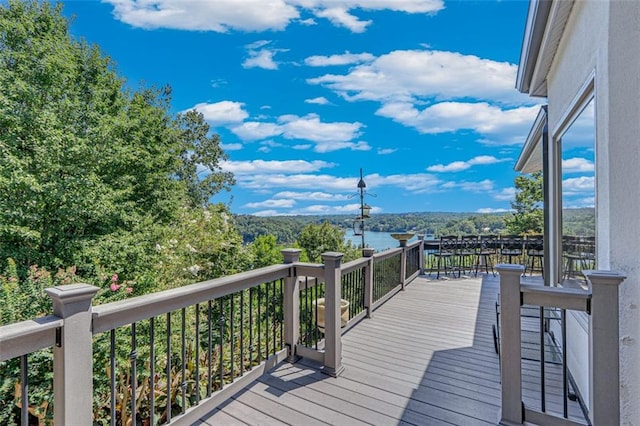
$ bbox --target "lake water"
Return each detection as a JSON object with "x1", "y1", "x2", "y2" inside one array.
[{"x1": 344, "y1": 231, "x2": 419, "y2": 252}]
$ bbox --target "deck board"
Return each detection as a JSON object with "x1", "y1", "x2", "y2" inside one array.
[{"x1": 196, "y1": 274, "x2": 586, "y2": 425}]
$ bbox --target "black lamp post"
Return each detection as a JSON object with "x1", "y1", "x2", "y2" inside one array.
[{"x1": 354, "y1": 168, "x2": 372, "y2": 249}]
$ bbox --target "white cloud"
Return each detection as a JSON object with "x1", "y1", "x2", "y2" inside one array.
[
  {"x1": 427, "y1": 155, "x2": 509, "y2": 172},
  {"x1": 476, "y1": 207, "x2": 510, "y2": 213},
  {"x1": 190, "y1": 101, "x2": 249, "y2": 125},
  {"x1": 104, "y1": 0, "x2": 299, "y2": 32},
  {"x1": 304, "y1": 96, "x2": 331, "y2": 105},
  {"x1": 562, "y1": 176, "x2": 595, "y2": 194},
  {"x1": 230, "y1": 113, "x2": 365, "y2": 152},
  {"x1": 244, "y1": 198, "x2": 296, "y2": 208},
  {"x1": 305, "y1": 51, "x2": 375, "y2": 67},
  {"x1": 220, "y1": 143, "x2": 243, "y2": 151},
  {"x1": 307, "y1": 49, "x2": 540, "y2": 144},
  {"x1": 273, "y1": 191, "x2": 350, "y2": 201},
  {"x1": 222, "y1": 159, "x2": 334, "y2": 175},
  {"x1": 493, "y1": 187, "x2": 516, "y2": 201},
  {"x1": 308, "y1": 49, "x2": 529, "y2": 105},
  {"x1": 441, "y1": 179, "x2": 495, "y2": 192},
  {"x1": 377, "y1": 101, "x2": 539, "y2": 145},
  {"x1": 314, "y1": 140, "x2": 371, "y2": 153},
  {"x1": 104, "y1": 0, "x2": 443, "y2": 33},
  {"x1": 242, "y1": 41, "x2": 285, "y2": 70},
  {"x1": 377, "y1": 148, "x2": 397, "y2": 155},
  {"x1": 562, "y1": 157, "x2": 594, "y2": 173}
]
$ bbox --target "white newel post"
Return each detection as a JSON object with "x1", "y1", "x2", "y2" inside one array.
[
  {"x1": 322, "y1": 252, "x2": 344, "y2": 377},
  {"x1": 363, "y1": 248, "x2": 375, "y2": 318},
  {"x1": 45, "y1": 283, "x2": 99, "y2": 426},
  {"x1": 417, "y1": 234, "x2": 425, "y2": 275},
  {"x1": 497, "y1": 264, "x2": 525, "y2": 426},
  {"x1": 584, "y1": 270, "x2": 626, "y2": 426},
  {"x1": 282, "y1": 248, "x2": 302, "y2": 363}
]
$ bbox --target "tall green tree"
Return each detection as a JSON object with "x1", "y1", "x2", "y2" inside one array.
[
  {"x1": 504, "y1": 171, "x2": 543, "y2": 235},
  {"x1": 0, "y1": 0, "x2": 234, "y2": 277}
]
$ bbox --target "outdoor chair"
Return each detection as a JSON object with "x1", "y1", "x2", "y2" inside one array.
[
  {"x1": 524, "y1": 234, "x2": 544, "y2": 276},
  {"x1": 433, "y1": 235, "x2": 459, "y2": 278},
  {"x1": 458, "y1": 235, "x2": 479, "y2": 276},
  {"x1": 475, "y1": 234, "x2": 498, "y2": 276},
  {"x1": 500, "y1": 234, "x2": 524, "y2": 265}
]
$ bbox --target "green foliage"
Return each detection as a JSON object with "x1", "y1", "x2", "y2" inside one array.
[
  {"x1": 154, "y1": 204, "x2": 250, "y2": 290},
  {"x1": 234, "y1": 212, "x2": 508, "y2": 245},
  {"x1": 0, "y1": 0, "x2": 234, "y2": 278},
  {"x1": 504, "y1": 171, "x2": 543, "y2": 235},
  {"x1": 297, "y1": 221, "x2": 360, "y2": 262},
  {"x1": 248, "y1": 234, "x2": 285, "y2": 269}
]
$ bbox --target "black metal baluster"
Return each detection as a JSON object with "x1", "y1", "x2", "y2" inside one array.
[
  {"x1": 280, "y1": 280, "x2": 284, "y2": 348},
  {"x1": 249, "y1": 287, "x2": 254, "y2": 368},
  {"x1": 20, "y1": 355, "x2": 28, "y2": 426},
  {"x1": 272, "y1": 281, "x2": 277, "y2": 356},
  {"x1": 265, "y1": 282, "x2": 270, "y2": 358},
  {"x1": 257, "y1": 287, "x2": 262, "y2": 362},
  {"x1": 314, "y1": 279, "x2": 319, "y2": 349},
  {"x1": 150, "y1": 317, "x2": 155, "y2": 426},
  {"x1": 240, "y1": 290, "x2": 245, "y2": 375},
  {"x1": 110, "y1": 329, "x2": 116, "y2": 426},
  {"x1": 540, "y1": 306, "x2": 546, "y2": 412},
  {"x1": 195, "y1": 304, "x2": 200, "y2": 405},
  {"x1": 130, "y1": 322, "x2": 137, "y2": 422},
  {"x1": 230, "y1": 293, "x2": 235, "y2": 382},
  {"x1": 207, "y1": 300, "x2": 212, "y2": 397},
  {"x1": 218, "y1": 298, "x2": 224, "y2": 389},
  {"x1": 165, "y1": 312, "x2": 171, "y2": 423},
  {"x1": 181, "y1": 308, "x2": 186, "y2": 413}
]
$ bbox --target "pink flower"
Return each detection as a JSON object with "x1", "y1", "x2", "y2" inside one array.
[
  {"x1": 110, "y1": 283, "x2": 121, "y2": 292},
  {"x1": 125, "y1": 287, "x2": 133, "y2": 294},
  {"x1": 111, "y1": 274, "x2": 118, "y2": 282}
]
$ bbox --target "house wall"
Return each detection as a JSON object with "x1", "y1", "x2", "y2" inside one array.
[{"x1": 544, "y1": 1, "x2": 640, "y2": 423}]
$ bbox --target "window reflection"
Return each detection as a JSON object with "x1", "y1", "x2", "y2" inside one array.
[{"x1": 560, "y1": 98, "x2": 595, "y2": 287}]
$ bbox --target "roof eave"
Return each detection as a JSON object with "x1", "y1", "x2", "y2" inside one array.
[
  {"x1": 515, "y1": 105, "x2": 548, "y2": 174},
  {"x1": 516, "y1": 0, "x2": 553, "y2": 94}
]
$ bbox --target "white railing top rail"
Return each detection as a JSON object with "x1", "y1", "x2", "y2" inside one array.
[{"x1": 92, "y1": 263, "x2": 290, "y2": 334}]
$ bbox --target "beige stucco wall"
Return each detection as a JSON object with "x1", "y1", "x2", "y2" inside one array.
[{"x1": 544, "y1": 1, "x2": 640, "y2": 423}]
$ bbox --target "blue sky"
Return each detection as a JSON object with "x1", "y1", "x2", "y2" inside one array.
[{"x1": 60, "y1": 0, "x2": 547, "y2": 216}]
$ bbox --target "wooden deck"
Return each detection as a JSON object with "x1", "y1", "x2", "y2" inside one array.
[{"x1": 195, "y1": 274, "x2": 585, "y2": 425}]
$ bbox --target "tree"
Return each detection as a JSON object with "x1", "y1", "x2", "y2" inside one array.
[
  {"x1": 297, "y1": 221, "x2": 359, "y2": 263},
  {"x1": 504, "y1": 171, "x2": 543, "y2": 235},
  {"x1": 0, "y1": 0, "x2": 234, "y2": 277}
]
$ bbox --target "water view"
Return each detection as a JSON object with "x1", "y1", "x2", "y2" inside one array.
[{"x1": 344, "y1": 231, "x2": 419, "y2": 252}]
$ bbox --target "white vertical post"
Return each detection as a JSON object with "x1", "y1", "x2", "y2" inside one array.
[
  {"x1": 363, "y1": 248, "x2": 375, "y2": 318},
  {"x1": 282, "y1": 248, "x2": 302, "y2": 362},
  {"x1": 584, "y1": 270, "x2": 626, "y2": 426},
  {"x1": 322, "y1": 252, "x2": 344, "y2": 377},
  {"x1": 45, "y1": 283, "x2": 99, "y2": 426},
  {"x1": 497, "y1": 264, "x2": 524, "y2": 426}
]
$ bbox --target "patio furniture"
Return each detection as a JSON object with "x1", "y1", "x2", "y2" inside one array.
[
  {"x1": 474, "y1": 235, "x2": 498, "y2": 276},
  {"x1": 432, "y1": 235, "x2": 459, "y2": 278},
  {"x1": 524, "y1": 234, "x2": 544, "y2": 276},
  {"x1": 500, "y1": 235, "x2": 524, "y2": 264}
]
